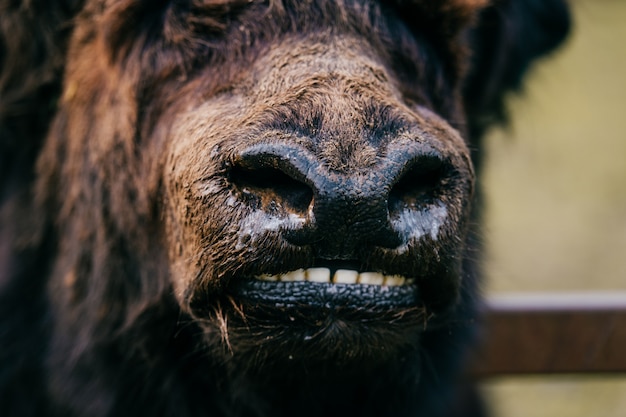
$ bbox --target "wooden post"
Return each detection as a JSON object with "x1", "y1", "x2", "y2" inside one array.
[{"x1": 471, "y1": 293, "x2": 626, "y2": 376}]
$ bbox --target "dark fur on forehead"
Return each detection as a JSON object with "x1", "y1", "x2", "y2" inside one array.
[
  {"x1": 78, "y1": 0, "x2": 488, "y2": 141},
  {"x1": 97, "y1": 0, "x2": 488, "y2": 69},
  {"x1": 390, "y1": 0, "x2": 489, "y2": 33}
]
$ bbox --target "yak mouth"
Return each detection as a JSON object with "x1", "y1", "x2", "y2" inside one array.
[
  {"x1": 254, "y1": 267, "x2": 415, "y2": 287},
  {"x1": 232, "y1": 262, "x2": 421, "y2": 310}
]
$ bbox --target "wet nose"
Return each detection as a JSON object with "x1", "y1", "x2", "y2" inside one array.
[{"x1": 229, "y1": 142, "x2": 450, "y2": 259}]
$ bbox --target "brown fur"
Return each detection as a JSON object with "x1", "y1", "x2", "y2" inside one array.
[{"x1": 0, "y1": 1, "x2": 569, "y2": 416}]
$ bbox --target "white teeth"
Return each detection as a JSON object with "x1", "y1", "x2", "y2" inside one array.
[
  {"x1": 255, "y1": 268, "x2": 412, "y2": 287},
  {"x1": 384, "y1": 275, "x2": 405, "y2": 286},
  {"x1": 333, "y1": 269, "x2": 359, "y2": 284},
  {"x1": 306, "y1": 267, "x2": 331, "y2": 283},
  {"x1": 358, "y1": 272, "x2": 385, "y2": 285},
  {"x1": 280, "y1": 268, "x2": 305, "y2": 282},
  {"x1": 257, "y1": 273, "x2": 278, "y2": 282}
]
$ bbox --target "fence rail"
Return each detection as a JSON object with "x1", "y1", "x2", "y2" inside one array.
[{"x1": 472, "y1": 292, "x2": 626, "y2": 376}]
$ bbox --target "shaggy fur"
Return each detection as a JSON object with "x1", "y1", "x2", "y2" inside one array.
[{"x1": 1, "y1": 1, "x2": 569, "y2": 416}]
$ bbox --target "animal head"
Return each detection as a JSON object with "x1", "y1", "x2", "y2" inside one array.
[{"x1": 0, "y1": 0, "x2": 569, "y2": 415}]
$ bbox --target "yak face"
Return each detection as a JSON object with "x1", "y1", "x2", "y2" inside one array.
[
  {"x1": 0, "y1": 0, "x2": 571, "y2": 415},
  {"x1": 165, "y1": 33, "x2": 474, "y2": 364},
  {"x1": 41, "y1": 0, "x2": 482, "y2": 372},
  {"x1": 158, "y1": 6, "x2": 476, "y2": 364}
]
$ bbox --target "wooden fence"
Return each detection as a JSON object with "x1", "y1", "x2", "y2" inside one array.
[{"x1": 472, "y1": 292, "x2": 626, "y2": 376}]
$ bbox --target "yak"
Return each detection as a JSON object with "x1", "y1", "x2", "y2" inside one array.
[{"x1": 0, "y1": 1, "x2": 569, "y2": 416}]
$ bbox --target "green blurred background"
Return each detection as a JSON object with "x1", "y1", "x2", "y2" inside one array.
[{"x1": 480, "y1": 0, "x2": 626, "y2": 415}]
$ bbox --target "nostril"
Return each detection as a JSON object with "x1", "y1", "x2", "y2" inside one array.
[
  {"x1": 229, "y1": 164, "x2": 314, "y2": 214},
  {"x1": 388, "y1": 156, "x2": 446, "y2": 214}
]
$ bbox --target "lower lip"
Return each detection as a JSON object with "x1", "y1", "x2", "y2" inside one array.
[{"x1": 233, "y1": 280, "x2": 420, "y2": 309}]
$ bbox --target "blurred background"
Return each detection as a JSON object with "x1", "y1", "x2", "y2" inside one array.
[{"x1": 480, "y1": 0, "x2": 626, "y2": 415}]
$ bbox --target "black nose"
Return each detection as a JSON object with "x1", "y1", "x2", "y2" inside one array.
[{"x1": 229, "y1": 142, "x2": 450, "y2": 259}]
